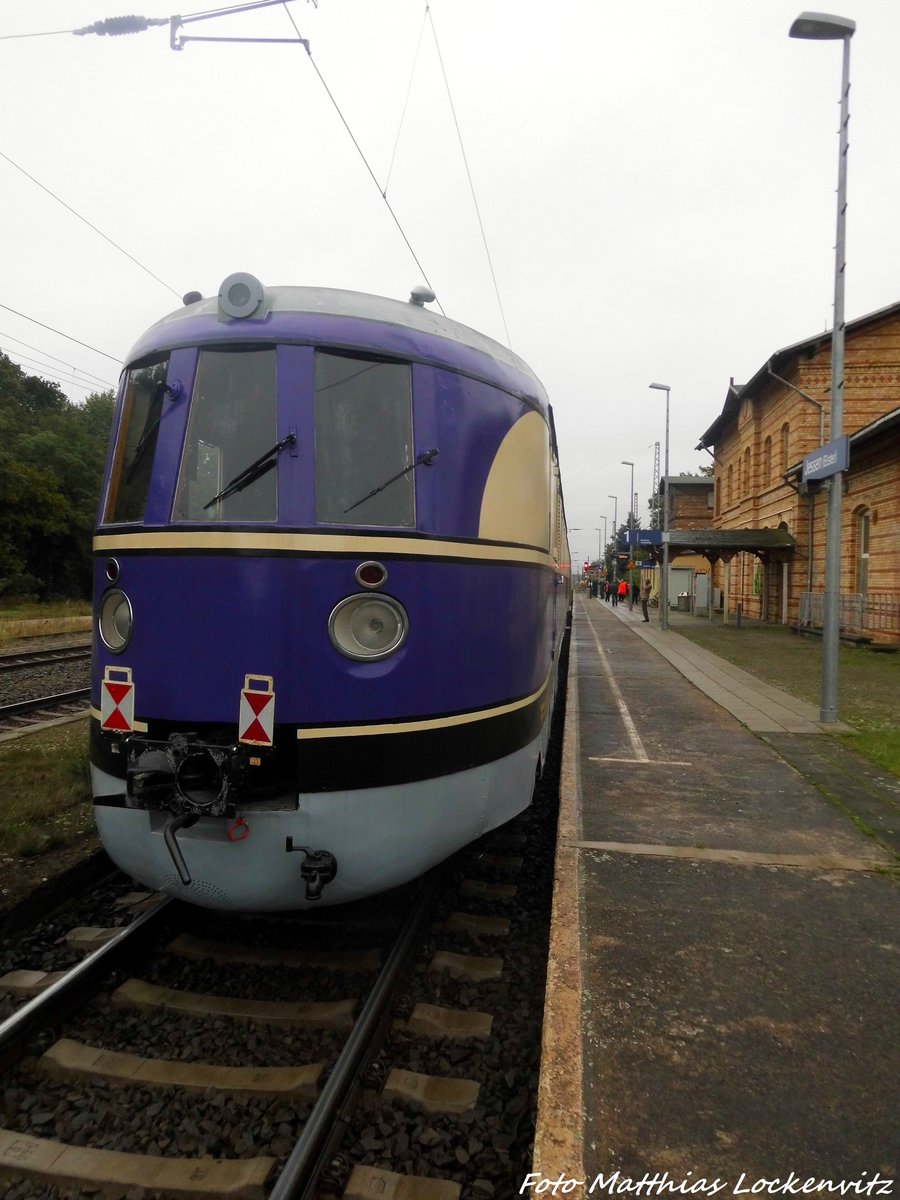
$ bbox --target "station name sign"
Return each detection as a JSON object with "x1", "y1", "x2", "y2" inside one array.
[
  {"x1": 624, "y1": 529, "x2": 662, "y2": 547},
  {"x1": 802, "y1": 435, "x2": 849, "y2": 483}
]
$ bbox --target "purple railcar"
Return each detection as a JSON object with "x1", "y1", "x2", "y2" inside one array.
[{"x1": 90, "y1": 274, "x2": 571, "y2": 909}]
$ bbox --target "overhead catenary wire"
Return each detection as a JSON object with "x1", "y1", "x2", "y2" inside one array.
[
  {"x1": 279, "y1": 2, "x2": 444, "y2": 313},
  {"x1": 0, "y1": 0, "x2": 307, "y2": 41},
  {"x1": 425, "y1": 3, "x2": 511, "y2": 349},
  {"x1": 0, "y1": 331, "x2": 115, "y2": 388},
  {"x1": 4, "y1": 1, "x2": 496, "y2": 355},
  {"x1": 0, "y1": 151, "x2": 182, "y2": 301},
  {"x1": 0, "y1": 302, "x2": 121, "y2": 364},
  {"x1": 0, "y1": 345, "x2": 115, "y2": 393},
  {"x1": 565, "y1": 444, "x2": 657, "y2": 487},
  {"x1": 0, "y1": 349, "x2": 114, "y2": 395},
  {"x1": 383, "y1": 7, "x2": 429, "y2": 198},
  {"x1": 0, "y1": 27, "x2": 74, "y2": 41}
]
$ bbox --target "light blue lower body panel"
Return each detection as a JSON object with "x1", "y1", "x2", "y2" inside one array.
[{"x1": 91, "y1": 730, "x2": 543, "y2": 911}]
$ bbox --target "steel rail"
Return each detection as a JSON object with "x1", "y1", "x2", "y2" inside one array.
[
  {"x1": 0, "y1": 688, "x2": 91, "y2": 720},
  {"x1": 0, "y1": 645, "x2": 91, "y2": 671},
  {"x1": 0, "y1": 896, "x2": 175, "y2": 1074},
  {"x1": 269, "y1": 860, "x2": 454, "y2": 1200}
]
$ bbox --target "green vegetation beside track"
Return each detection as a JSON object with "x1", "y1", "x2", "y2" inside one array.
[
  {"x1": 670, "y1": 615, "x2": 900, "y2": 777},
  {"x1": 0, "y1": 721, "x2": 93, "y2": 859},
  {"x1": 0, "y1": 600, "x2": 91, "y2": 642}
]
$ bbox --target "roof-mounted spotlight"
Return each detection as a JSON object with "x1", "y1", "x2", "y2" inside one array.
[
  {"x1": 409, "y1": 286, "x2": 436, "y2": 307},
  {"x1": 218, "y1": 272, "x2": 265, "y2": 320}
]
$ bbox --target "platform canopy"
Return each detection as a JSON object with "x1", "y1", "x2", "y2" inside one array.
[{"x1": 662, "y1": 527, "x2": 795, "y2": 565}]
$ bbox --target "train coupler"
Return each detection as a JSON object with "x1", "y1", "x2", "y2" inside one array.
[{"x1": 285, "y1": 838, "x2": 337, "y2": 900}]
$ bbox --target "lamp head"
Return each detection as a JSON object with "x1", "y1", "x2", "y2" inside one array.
[{"x1": 789, "y1": 11, "x2": 855, "y2": 39}]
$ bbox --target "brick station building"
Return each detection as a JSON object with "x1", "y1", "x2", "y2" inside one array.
[{"x1": 692, "y1": 301, "x2": 900, "y2": 642}]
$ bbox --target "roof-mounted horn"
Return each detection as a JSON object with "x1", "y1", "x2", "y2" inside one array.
[{"x1": 409, "y1": 286, "x2": 436, "y2": 307}]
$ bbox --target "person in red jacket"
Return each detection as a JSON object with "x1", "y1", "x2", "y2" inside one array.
[{"x1": 617, "y1": 578, "x2": 628, "y2": 604}]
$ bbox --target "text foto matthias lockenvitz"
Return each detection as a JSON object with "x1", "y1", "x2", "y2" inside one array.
[{"x1": 519, "y1": 1174, "x2": 895, "y2": 1197}]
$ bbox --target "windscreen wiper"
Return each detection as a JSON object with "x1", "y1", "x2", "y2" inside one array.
[
  {"x1": 343, "y1": 447, "x2": 439, "y2": 514},
  {"x1": 125, "y1": 380, "x2": 179, "y2": 482},
  {"x1": 204, "y1": 432, "x2": 296, "y2": 510}
]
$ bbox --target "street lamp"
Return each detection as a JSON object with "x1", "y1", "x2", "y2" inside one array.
[
  {"x1": 649, "y1": 383, "x2": 671, "y2": 630},
  {"x1": 621, "y1": 462, "x2": 635, "y2": 607},
  {"x1": 621, "y1": 462, "x2": 635, "y2": 527},
  {"x1": 790, "y1": 10, "x2": 855, "y2": 724},
  {"x1": 568, "y1": 522, "x2": 608, "y2": 590},
  {"x1": 607, "y1": 495, "x2": 618, "y2": 579},
  {"x1": 624, "y1": 460, "x2": 638, "y2": 542}
]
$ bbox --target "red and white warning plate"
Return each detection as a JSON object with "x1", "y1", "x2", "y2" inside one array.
[
  {"x1": 100, "y1": 666, "x2": 135, "y2": 733},
  {"x1": 239, "y1": 675, "x2": 275, "y2": 746}
]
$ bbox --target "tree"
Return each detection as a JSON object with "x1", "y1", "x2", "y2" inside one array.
[{"x1": 0, "y1": 352, "x2": 114, "y2": 600}]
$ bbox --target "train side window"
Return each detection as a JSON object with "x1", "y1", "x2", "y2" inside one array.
[
  {"x1": 103, "y1": 358, "x2": 170, "y2": 524},
  {"x1": 173, "y1": 348, "x2": 277, "y2": 522},
  {"x1": 315, "y1": 352, "x2": 413, "y2": 527}
]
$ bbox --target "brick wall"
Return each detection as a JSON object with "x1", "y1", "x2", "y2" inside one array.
[
  {"x1": 668, "y1": 481, "x2": 714, "y2": 530},
  {"x1": 706, "y1": 307, "x2": 900, "y2": 635}
]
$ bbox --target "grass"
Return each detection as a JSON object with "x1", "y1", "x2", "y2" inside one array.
[
  {"x1": 0, "y1": 599, "x2": 92, "y2": 644},
  {"x1": 0, "y1": 722, "x2": 95, "y2": 858},
  {"x1": 669, "y1": 615, "x2": 900, "y2": 776},
  {"x1": 0, "y1": 599, "x2": 90, "y2": 621}
]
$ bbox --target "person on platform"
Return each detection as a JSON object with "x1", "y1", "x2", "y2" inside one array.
[
  {"x1": 617, "y1": 578, "x2": 628, "y2": 605},
  {"x1": 641, "y1": 578, "x2": 652, "y2": 622}
]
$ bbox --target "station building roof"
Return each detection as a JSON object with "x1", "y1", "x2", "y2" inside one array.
[{"x1": 697, "y1": 299, "x2": 900, "y2": 451}]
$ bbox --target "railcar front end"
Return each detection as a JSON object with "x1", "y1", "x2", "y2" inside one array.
[{"x1": 90, "y1": 277, "x2": 570, "y2": 910}]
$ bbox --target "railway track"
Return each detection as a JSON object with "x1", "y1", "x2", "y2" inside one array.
[
  {"x1": 0, "y1": 862, "x2": 476, "y2": 1198},
  {"x1": 0, "y1": 688, "x2": 91, "y2": 735},
  {"x1": 0, "y1": 811, "x2": 556, "y2": 1199},
  {"x1": 0, "y1": 645, "x2": 91, "y2": 672}
]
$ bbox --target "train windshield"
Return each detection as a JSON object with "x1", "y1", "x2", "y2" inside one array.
[
  {"x1": 315, "y1": 352, "x2": 413, "y2": 527},
  {"x1": 103, "y1": 358, "x2": 170, "y2": 524},
  {"x1": 174, "y1": 347, "x2": 277, "y2": 522}
]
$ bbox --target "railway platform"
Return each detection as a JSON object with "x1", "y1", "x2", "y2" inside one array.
[{"x1": 534, "y1": 595, "x2": 899, "y2": 1196}]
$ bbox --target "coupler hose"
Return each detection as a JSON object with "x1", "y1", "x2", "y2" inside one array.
[{"x1": 163, "y1": 812, "x2": 199, "y2": 886}]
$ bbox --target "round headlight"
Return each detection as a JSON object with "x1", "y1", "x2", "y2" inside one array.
[
  {"x1": 328, "y1": 594, "x2": 408, "y2": 661},
  {"x1": 98, "y1": 589, "x2": 133, "y2": 653}
]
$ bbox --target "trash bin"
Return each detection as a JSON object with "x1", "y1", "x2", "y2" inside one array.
[{"x1": 676, "y1": 594, "x2": 690, "y2": 612}]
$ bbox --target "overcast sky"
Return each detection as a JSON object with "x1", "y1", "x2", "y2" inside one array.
[{"x1": 2, "y1": 0, "x2": 897, "y2": 568}]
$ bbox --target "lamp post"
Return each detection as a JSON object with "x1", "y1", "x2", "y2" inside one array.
[
  {"x1": 622, "y1": 461, "x2": 635, "y2": 607},
  {"x1": 600, "y1": 516, "x2": 614, "y2": 580},
  {"x1": 607, "y1": 495, "x2": 618, "y2": 579},
  {"x1": 621, "y1": 462, "x2": 635, "y2": 527},
  {"x1": 568, "y1": 523, "x2": 608, "y2": 591},
  {"x1": 790, "y1": 10, "x2": 855, "y2": 725},
  {"x1": 649, "y1": 383, "x2": 671, "y2": 630}
]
